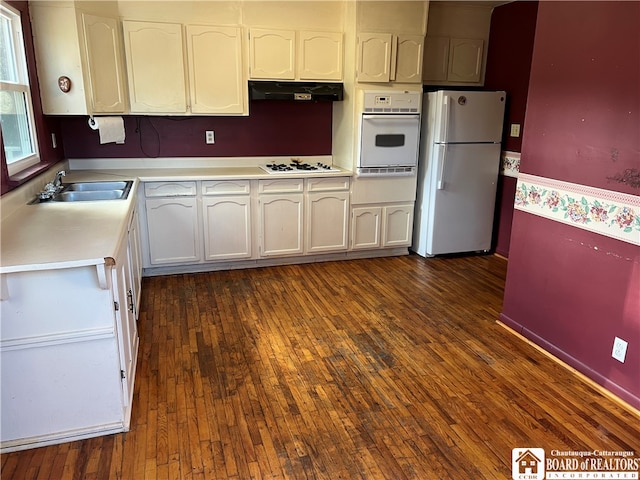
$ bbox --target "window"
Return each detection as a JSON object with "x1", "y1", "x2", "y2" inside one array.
[{"x1": 0, "y1": 1, "x2": 39, "y2": 176}]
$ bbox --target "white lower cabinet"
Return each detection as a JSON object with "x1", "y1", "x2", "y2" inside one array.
[
  {"x1": 259, "y1": 193, "x2": 305, "y2": 257},
  {"x1": 382, "y1": 204, "x2": 414, "y2": 247},
  {"x1": 307, "y1": 191, "x2": 350, "y2": 253},
  {"x1": 352, "y1": 206, "x2": 382, "y2": 250},
  {"x1": 0, "y1": 208, "x2": 140, "y2": 452},
  {"x1": 143, "y1": 182, "x2": 201, "y2": 265},
  {"x1": 351, "y1": 204, "x2": 414, "y2": 250},
  {"x1": 202, "y1": 180, "x2": 252, "y2": 260},
  {"x1": 258, "y1": 177, "x2": 350, "y2": 257},
  {"x1": 138, "y1": 176, "x2": 355, "y2": 270}
]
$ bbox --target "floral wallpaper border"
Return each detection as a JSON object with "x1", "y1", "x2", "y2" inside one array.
[
  {"x1": 501, "y1": 151, "x2": 520, "y2": 178},
  {"x1": 515, "y1": 173, "x2": 640, "y2": 245}
]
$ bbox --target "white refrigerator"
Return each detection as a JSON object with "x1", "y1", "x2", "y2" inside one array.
[{"x1": 412, "y1": 90, "x2": 506, "y2": 257}]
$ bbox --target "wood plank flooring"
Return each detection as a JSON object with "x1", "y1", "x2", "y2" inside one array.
[{"x1": 2, "y1": 254, "x2": 639, "y2": 479}]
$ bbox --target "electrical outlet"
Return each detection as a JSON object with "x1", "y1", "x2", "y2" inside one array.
[
  {"x1": 510, "y1": 123, "x2": 521, "y2": 137},
  {"x1": 51, "y1": 133, "x2": 57, "y2": 149},
  {"x1": 612, "y1": 337, "x2": 628, "y2": 363},
  {"x1": 205, "y1": 130, "x2": 215, "y2": 144}
]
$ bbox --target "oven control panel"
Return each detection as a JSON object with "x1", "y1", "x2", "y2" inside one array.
[{"x1": 362, "y1": 90, "x2": 421, "y2": 113}]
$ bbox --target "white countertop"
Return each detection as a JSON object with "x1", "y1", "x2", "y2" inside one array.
[
  {"x1": 0, "y1": 173, "x2": 139, "y2": 273},
  {"x1": 0, "y1": 162, "x2": 353, "y2": 273}
]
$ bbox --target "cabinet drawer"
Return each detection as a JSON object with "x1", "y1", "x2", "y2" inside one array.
[
  {"x1": 306, "y1": 177, "x2": 350, "y2": 192},
  {"x1": 258, "y1": 178, "x2": 304, "y2": 194},
  {"x1": 144, "y1": 181, "x2": 197, "y2": 197},
  {"x1": 202, "y1": 180, "x2": 250, "y2": 196}
]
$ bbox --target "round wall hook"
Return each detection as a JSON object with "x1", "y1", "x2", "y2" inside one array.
[{"x1": 58, "y1": 76, "x2": 71, "y2": 93}]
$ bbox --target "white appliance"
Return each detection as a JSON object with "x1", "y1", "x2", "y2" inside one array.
[
  {"x1": 357, "y1": 90, "x2": 421, "y2": 177},
  {"x1": 413, "y1": 90, "x2": 506, "y2": 257},
  {"x1": 260, "y1": 161, "x2": 341, "y2": 174}
]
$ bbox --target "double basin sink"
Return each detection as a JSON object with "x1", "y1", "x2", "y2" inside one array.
[{"x1": 31, "y1": 181, "x2": 133, "y2": 203}]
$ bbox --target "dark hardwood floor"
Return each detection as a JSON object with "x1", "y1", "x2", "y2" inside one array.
[{"x1": 2, "y1": 254, "x2": 638, "y2": 479}]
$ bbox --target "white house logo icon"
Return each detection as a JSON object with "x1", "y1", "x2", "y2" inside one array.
[{"x1": 512, "y1": 448, "x2": 545, "y2": 480}]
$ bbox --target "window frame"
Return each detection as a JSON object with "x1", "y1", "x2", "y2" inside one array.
[{"x1": 0, "y1": 0, "x2": 40, "y2": 177}]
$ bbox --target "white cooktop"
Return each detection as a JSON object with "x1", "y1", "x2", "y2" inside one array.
[{"x1": 259, "y1": 162, "x2": 342, "y2": 174}]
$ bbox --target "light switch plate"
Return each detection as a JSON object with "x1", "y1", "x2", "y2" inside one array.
[{"x1": 510, "y1": 124, "x2": 521, "y2": 137}]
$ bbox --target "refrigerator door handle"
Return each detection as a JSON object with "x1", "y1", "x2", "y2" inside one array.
[
  {"x1": 440, "y1": 95, "x2": 451, "y2": 143},
  {"x1": 436, "y1": 144, "x2": 447, "y2": 190}
]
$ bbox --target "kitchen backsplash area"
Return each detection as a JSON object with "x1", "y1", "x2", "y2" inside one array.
[{"x1": 56, "y1": 100, "x2": 333, "y2": 160}]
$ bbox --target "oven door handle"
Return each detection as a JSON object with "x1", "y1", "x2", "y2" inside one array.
[{"x1": 362, "y1": 114, "x2": 421, "y2": 121}]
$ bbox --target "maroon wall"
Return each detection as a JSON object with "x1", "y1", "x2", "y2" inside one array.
[
  {"x1": 484, "y1": 1, "x2": 538, "y2": 257},
  {"x1": 484, "y1": 0, "x2": 538, "y2": 153},
  {"x1": 58, "y1": 100, "x2": 333, "y2": 159},
  {"x1": 501, "y1": 1, "x2": 640, "y2": 408}
]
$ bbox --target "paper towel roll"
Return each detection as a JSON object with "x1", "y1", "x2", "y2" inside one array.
[{"x1": 88, "y1": 116, "x2": 125, "y2": 144}]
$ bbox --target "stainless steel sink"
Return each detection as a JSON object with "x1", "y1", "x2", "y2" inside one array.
[
  {"x1": 30, "y1": 180, "x2": 133, "y2": 204},
  {"x1": 64, "y1": 181, "x2": 130, "y2": 192},
  {"x1": 55, "y1": 190, "x2": 126, "y2": 202}
]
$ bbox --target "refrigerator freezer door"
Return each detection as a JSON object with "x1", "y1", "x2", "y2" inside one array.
[
  {"x1": 431, "y1": 90, "x2": 506, "y2": 144},
  {"x1": 425, "y1": 143, "x2": 501, "y2": 255}
]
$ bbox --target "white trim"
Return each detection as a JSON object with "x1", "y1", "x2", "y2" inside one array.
[
  {"x1": 0, "y1": 422, "x2": 125, "y2": 453},
  {"x1": 0, "y1": 327, "x2": 115, "y2": 351}
]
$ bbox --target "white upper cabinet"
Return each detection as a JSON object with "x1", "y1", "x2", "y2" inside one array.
[
  {"x1": 122, "y1": 21, "x2": 187, "y2": 113},
  {"x1": 423, "y1": 36, "x2": 450, "y2": 83},
  {"x1": 298, "y1": 31, "x2": 343, "y2": 81},
  {"x1": 249, "y1": 28, "x2": 296, "y2": 80},
  {"x1": 395, "y1": 34, "x2": 425, "y2": 83},
  {"x1": 448, "y1": 38, "x2": 484, "y2": 83},
  {"x1": 29, "y1": 2, "x2": 127, "y2": 115},
  {"x1": 123, "y1": 21, "x2": 246, "y2": 115},
  {"x1": 423, "y1": 3, "x2": 492, "y2": 86},
  {"x1": 80, "y1": 13, "x2": 128, "y2": 113},
  {"x1": 357, "y1": 33, "x2": 424, "y2": 84},
  {"x1": 249, "y1": 28, "x2": 343, "y2": 81},
  {"x1": 186, "y1": 25, "x2": 246, "y2": 114},
  {"x1": 356, "y1": 32, "x2": 393, "y2": 83}
]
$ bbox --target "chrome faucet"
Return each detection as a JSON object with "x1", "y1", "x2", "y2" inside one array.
[
  {"x1": 52, "y1": 170, "x2": 66, "y2": 190},
  {"x1": 38, "y1": 170, "x2": 66, "y2": 200}
]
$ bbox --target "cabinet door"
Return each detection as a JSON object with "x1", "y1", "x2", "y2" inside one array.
[
  {"x1": 448, "y1": 38, "x2": 484, "y2": 83},
  {"x1": 249, "y1": 28, "x2": 295, "y2": 80},
  {"x1": 81, "y1": 14, "x2": 127, "y2": 113},
  {"x1": 123, "y1": 21, "x2": 187, "y2": 113},
  {"x1": 382, "y1": 204, "x2": 414, "y2": 247},
  {"x1": 127, "y1": 208, "x2": 143, "y2": 317},
  {"x1": 423, "y1": 36, "x2": 450, "y2": 83},
  {"x1": 394, "y1": 35, "x2": 424, "y2": 84},
  {"x1": 306, "y1": 191, "x2": 349, "y2": 253},
  {"x1": 298, "y1": 31, "x2": 343, "y2": 81},
  {"x1": 186, "y1": 25, "x2": 246, "y2": 114},
  {"x1": 111, "y1": 237, "x2": 139, "y2": 424},
  {"x1": 357, "y1": 32, "x2": 392, "y2": 83},
  {"x1": 30, "y1": 3, "x2": 89, "y2": 114},
  {"x1": 351, "y1": 207, "x2": 382, "y2": 250},
  {"x1": 145, "y1": 197, "x2": 201, "y2": 264},
  {"x1": 259, "y1": 194, "x2": 304, "y2": 256},
  {"x1": 202, "y1": 196, "x2": 252, "y2": 260}
]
